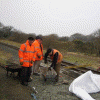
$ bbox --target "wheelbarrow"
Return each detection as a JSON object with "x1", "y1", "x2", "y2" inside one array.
[{"x1": 5, "y1": 64, "x2": 22, "y2": 78}]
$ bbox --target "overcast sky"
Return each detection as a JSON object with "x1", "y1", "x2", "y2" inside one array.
[{"x1": 0, "y1": 0, "x2": 100, "y2": 37}]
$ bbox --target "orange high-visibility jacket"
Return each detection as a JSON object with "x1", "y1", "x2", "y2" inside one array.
[
  {"x1": 50, "y1": 49, "x2": 63, "y2": 63},
  {"x1": 18, "y1": 40, "x2": 36, "y2": 67},
  {"x1": 33, "y1": 40, "x2": 43, "y2": 60}
]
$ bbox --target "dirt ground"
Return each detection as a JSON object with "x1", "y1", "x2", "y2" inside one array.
[
  {"x1": 0, "y1": 66, "x2": 79, "y2": 100},
  {"x1": 1, "y1": 66, "x2": 100, "y2": 100},
  {"x1": 0, "y1": 67, "x2": 34, "y2": 100},
  {"x1": 0, "y1": 43, "x2": 100, "y2": 100}
]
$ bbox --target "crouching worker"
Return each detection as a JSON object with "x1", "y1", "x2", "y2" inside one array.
[
  {"x1": 44, "y1": 48, "x2": 63, "y2": 82},
  {"x1": 18, "y1": 37, "x2": 36, "y2": 86}
]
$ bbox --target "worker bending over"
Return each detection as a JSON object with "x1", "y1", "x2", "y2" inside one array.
[{"x1": 44, "y1": 48, "x2": 63, "y2": 82}]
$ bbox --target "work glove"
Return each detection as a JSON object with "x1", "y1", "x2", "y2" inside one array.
[
  {"x1": 20, "y1": 62, "x2": 23, "y2": 65},
  {"x1": 38, "y1": 55, "x2": 41, "y2": 58},
  {"x1": 31, "y1": 61, "x2": 34, "y2": 64}
]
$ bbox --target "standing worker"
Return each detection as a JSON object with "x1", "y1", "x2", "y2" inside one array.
[
  {"x1": 18, "y1": 37, "x2": 36, "y2": 86},
  {"x1": 32, "y1": 36, "x2": 43, "y2": 75},
  {"x1": 44, "y1": 48, "x2": 63, "y2": 82}
]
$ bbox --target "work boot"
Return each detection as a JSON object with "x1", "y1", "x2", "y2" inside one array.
[{"x1": 21, "y1": 82, "x2": 28, "y2": 86}]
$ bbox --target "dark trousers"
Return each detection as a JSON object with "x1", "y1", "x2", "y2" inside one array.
[{"x1": 21, "y1": 66, "x2": 32, "y2": 83}]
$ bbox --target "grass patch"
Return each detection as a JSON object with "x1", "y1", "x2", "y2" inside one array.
[
  {"x1": 63, "y1": 52, "x2": 100, "y2": 69},
  {"x1": 0, "y1": 50, "x2": 12, "y2": 65},
  {"x1": 0, "y1": 39, "x2": 21, "y2": 48}
]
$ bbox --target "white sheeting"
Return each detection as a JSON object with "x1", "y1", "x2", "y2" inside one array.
[{"x1": 69, "y1": 70, "x2": 100, "y2": 100}]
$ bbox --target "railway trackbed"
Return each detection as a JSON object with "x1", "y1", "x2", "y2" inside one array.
[
  {"x1": 47, "y1": 57, "x2": 100, "y2": 78},
  {"x1": 1, "y1": 42, "x2": 100, "y2": 100},
  {"x1": 0, "y1": 42, "x2": 100, "y2": 78}
]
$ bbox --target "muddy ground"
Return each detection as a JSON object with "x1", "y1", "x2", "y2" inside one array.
[
  {"x1": 1, "y1": 66, "x2": 100, "y2": 100},
  {"x1": 0, "y1": 66, "x2": 33, "y2": 100},
  {"x1": 0, "y1": 65, "x2": 76, "y2": 100},
  {"x1": 0, "y1": 43, "x2": 100, "y2": 100}
]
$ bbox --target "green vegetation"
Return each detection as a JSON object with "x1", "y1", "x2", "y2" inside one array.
[
  {"x1": 63, "y1": 52, "x2": 100, "y2": 69},
  {"x1": 0, "y1": 50, "x2": 12, "y2": 65},
  {"x1": 0, "y1": 23, "x2": 100, "y2": 69},
  {"x1": 0, "y1": 39, "x2": 21, "y2": 48},
  {"x1": 0, "y1": 39, "x2": 100, "y2": 69}
]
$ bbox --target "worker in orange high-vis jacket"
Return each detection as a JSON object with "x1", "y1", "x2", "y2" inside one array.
[
  {"x1": 19, "y1": 37, "x2": 36, "y2": 86},
  {"x1": 32, "y1": 36, "x2": 43, "y2": 75},
  {"x1": 44, "y1": 48, "x2": 63, "y2": 82}
]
